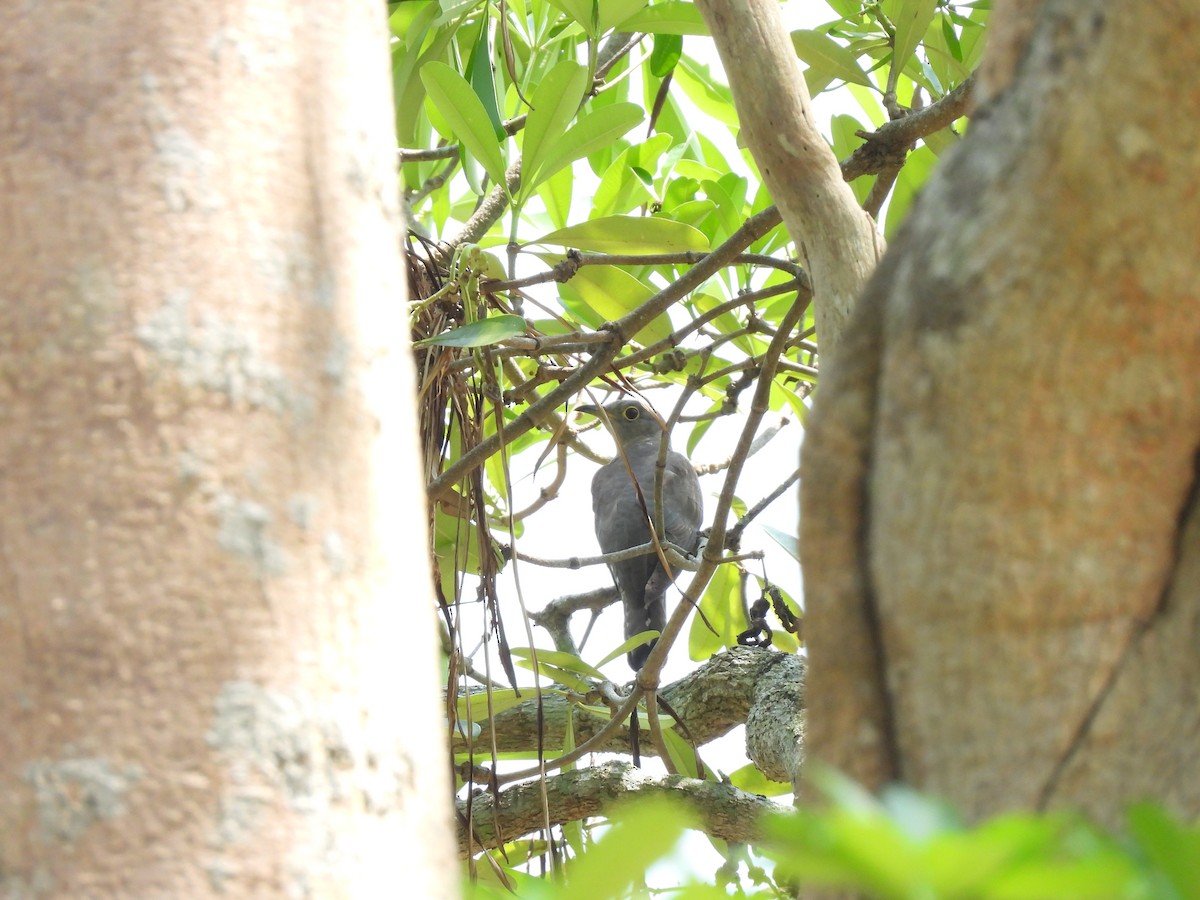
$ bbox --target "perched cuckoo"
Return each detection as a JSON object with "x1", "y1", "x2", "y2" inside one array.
[{"x1": 578, "y1": 399, "x2": 703, "y2": 670}]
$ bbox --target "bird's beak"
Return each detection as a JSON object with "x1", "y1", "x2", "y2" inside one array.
[{"x1": 575, "y1": 404, "x2": 601, "y2": 417}]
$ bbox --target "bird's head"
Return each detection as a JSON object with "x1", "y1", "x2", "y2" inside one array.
[{"x1": 576, "y1": 398, "x2": 667, "y2": 446}]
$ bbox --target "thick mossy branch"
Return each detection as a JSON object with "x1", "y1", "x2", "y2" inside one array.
[{"x1": 457, "y1": 760, "x2": 783, "y2": 856}]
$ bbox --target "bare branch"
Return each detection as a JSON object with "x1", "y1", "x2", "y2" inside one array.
[
  {"x1": 841, "y1": 74, "x2": 977, "y2": 182},
  {"x1": 511, "y1": 539, "x2": 699, "y2": 571}
]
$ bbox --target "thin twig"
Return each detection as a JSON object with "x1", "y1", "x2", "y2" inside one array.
[
  {"x1": 510, "y1": 539, "x2": 700, "y2": 571},
  {"x1": 727, "y1": 467, "x2": 801, "y2": 548}
]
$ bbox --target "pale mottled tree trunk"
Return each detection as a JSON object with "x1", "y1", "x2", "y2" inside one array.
[
  {"x1": 0, "y1": 2, "x2": 454, "y2": 896},
  {"x1": 802, "y1": 0, "x2": 1200, "y2": 823}
]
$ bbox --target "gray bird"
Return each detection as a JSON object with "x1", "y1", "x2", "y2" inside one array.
[{"x1": 577, "y1": 399, "x2": 703, "y2": 670}]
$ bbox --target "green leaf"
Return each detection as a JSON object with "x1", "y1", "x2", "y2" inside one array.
[
  {"x1": 520, "y1": 59, "x2": 589, "y2": 197},
  {"x1": 537, "y1": 103, "x2": 645, "y2": 185},
  {"x1": 885, "y1": 143, "x2": 937, "y2": 237},
  {"x1": 509, "y1": 653, "x2": 594, "y2": 692},
  {"x1": 456, "y1": 688, "x2": 529, "y2": 723},
  {"x1": 884, "y1": 0, "x2": 937, "y2": 72},
  {"x1": 940, "y1": 10, "x2": 963, "y2": 61},
  {"x1": 391, "y1": 4, "x2": 451, "y2": 146},
  {"x1": 466, "y1": 13, "x2": 504, "y2": 137},
  {"x1": 598, "y1": 0, "x2": 649, "y2": 32},
  {"x1": 534, "y1": 215, "x2": 707, "y2": 253},
  {"x1": 922, "y1": 125, "x2": 959, "y2": 157},
  {"x1": 417, "y1": 314, "x2": 527, "y2": 347},
  {"x1": 597, "y1": 632, "x2": 658, "y2": 667},
  {"x1": 957, "y1": 10, "x2": 989, "y2": 71},
  {"x1": 689, "y1": 561, "x2": 739, "y2": 659},
  {"x1": 420, "y1": 61, "x2": 509, "y2": 190},
  {"x1": 728, "y1": 762, "x2": 792, "y2": 796},
  {"x1": 433, "y1": 0, "x2": 480, "y2": 25},
  {"x1": 803, "y1": 68, "x2": 837, "y2": 97},
  {"x1": 690, "y1": 292, "x2": 751, "y2": 355},
  {"x1": 762, "y1": 524, "x2": 800, "y2": 563},
  {"x1": 508, "y1": 647, "x2": 607, "y2": 681},
  {"x1": 674, "y1": 58, "x2": 741, "y2": 126},
  {"x1": 650, "y1": 33, "x2": 683, "y2": 77},
  {"x1": 563, "y1": 265, "x2": 673, "y2": 346},
  {"x1": 699, "y1": 178, "x2": 741, "y2": 243},
  {"x1": 791, "y1": 30, "x2": 872, "y2": 87},
  {"x1": 536, "y1": 163, "x2": 574, "y2": 230},
  {"x1": 619, "y1": 1, "x2": 709, "y2": 35},
  {"x1": 827, "y1": 0, "x2": 864, "y2": 17},
  {"x1": 660, "y1": 727, "x2": 700, "y2": 778},
  {"x1": 1128, "y1": 803, "x2": 1200, "y2": 899},
  {"x1": 831, "y1": 114, "x2": 872, "y2": 204},
  {"x1": 387, "y1": 0, "x2": 434, "y2": 39},
  {"x1": 591, "y1": 133, "x2": 673, "y2": 217},
  {"x1": 546, "y1": 0, "x2": 600, "y2": 37}
]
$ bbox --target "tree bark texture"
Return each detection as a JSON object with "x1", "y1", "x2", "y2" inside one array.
[
  {"x1": 0, "y1": 2, "x2": 455, "y2": 896},
  {"x1": 458, "y1": 761, "x2": 781, "y2": 856},
  {"x1": 802, "y1": 1, "x2": 1200, "y2": 824},
  {"x1": 455, "y1": 647, "x2": 803, "y2": 782}
]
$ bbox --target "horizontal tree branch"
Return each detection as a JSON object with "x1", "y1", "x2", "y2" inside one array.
[
  {"x1": 510, "y1": 538, "x2": 700, "y2": 571},
  {"x1": 457, "y1": 760, "x2": 784, "y2": 856},
  {"x1": 453, "y1": 647, "x2": 800, "y2": 761},
  {"x1": 841, "y1": 72, "x2": 977, "y2": 182}
]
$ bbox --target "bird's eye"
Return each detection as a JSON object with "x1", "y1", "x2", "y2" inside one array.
[{"x1": 623, "y1": 406, "x2": 639, "y2": 420}]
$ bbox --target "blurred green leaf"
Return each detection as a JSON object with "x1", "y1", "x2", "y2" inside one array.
[
  {"x1": 509, "y1": 654, "x2": 594, "y2": 692},
  {"x1": 466, "y1": 15, "x2": 503, "y2": 137},
  {"x1": 674, "y1": 57, "x2": 741, "y2": 125},
  {"x1": 545, "y1": 0, "x2": 599, "y2": 36},
  {"x1": 1128, "y1": 803, "x2": 1200, "y2": 899},
  {"x1": 596, "y1": 0, "x2": 649, "y2": 33},
  {"x1": 563, "y1": 798, "x2": 696, "y2": 900},
  {"x1": 661, "y1": 726, "x2": 701, "y2": 778}
]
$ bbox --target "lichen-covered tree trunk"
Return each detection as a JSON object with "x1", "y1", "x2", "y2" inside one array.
[
  {"x1": 802, "y1": 0, "x2": 1200, "y2": 824},
  {"x1": 0, "y1": 2, "x2": 454, "y2": 895}
]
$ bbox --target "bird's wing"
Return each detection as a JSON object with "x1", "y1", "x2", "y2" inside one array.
[{"x1": 660, "y1": 451, "x2": 704, "y2": 548}]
